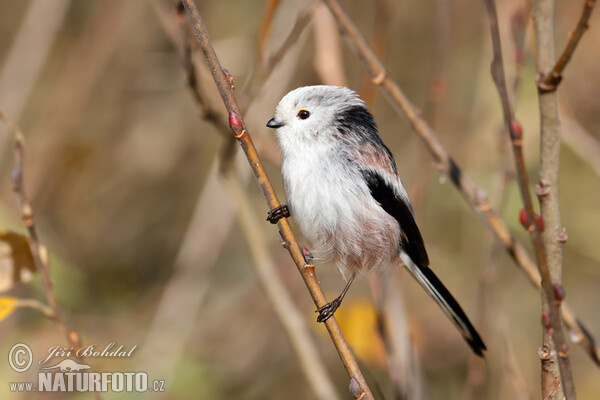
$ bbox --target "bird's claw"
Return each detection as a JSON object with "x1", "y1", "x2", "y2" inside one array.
[
  {"x1": 267, "y1": 204, "x2": 290, "y2": 224},
  {"x1": 316, "y1": 299, "x2": 341, "y2": 323}
]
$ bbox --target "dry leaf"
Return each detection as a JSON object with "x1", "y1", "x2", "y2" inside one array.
[{"x1": 0, "y1": 231, "x2": 37, "y2": 292}]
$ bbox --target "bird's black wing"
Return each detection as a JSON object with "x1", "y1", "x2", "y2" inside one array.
[
  {"x1": 362, "y1": 168, "x2": 486, "y2": 356},
  {"x1": 361, "y1": 169, "x2": 429, "y2": 267}
]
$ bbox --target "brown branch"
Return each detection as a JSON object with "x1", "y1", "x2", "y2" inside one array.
[
  {"x1": 1, "y1": 114, "x2": 102, "y2": 400},
  {"x1": 481, "y1": 1, "x2": 575, "y2": 398},
  {"x1": 358, "y1": 0, "x2": 395, "y2": 107},
  {"x1": 466, "y1": 9, "x2": 528, "y2": 397},
  {"x1": 320, "y1": 0, "x2": 600, "y2": 366},
  {"x1": 537, "y1": 0, "x2": 597, "y2": 92},
  {"x1": 181, "y1": 1, "x2": 374, "y2": 398},
  {"x1": 224, "y1": 173, "x2": 340, "y2": 400}
]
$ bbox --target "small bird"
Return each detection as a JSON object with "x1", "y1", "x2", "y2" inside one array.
[{"x1": 266, "y1": 85, "x2": 485, "y2": 356}]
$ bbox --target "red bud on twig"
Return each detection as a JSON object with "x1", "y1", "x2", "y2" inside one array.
[
  {"x1": 542, "y1": 311, "x2": 552, "y2": 331},
  {"x1": 553, "y1": 283, "x2": 566, "y2": 305},
  {"x1": 228, "y1": 111, "x2": 243, "y2": 130},
  {"x1": 510, "y1": 119, "x2": 523, "y2": 140},
  {"x1": 519, "y1": 209, "x2": 545, "y2": 232}
]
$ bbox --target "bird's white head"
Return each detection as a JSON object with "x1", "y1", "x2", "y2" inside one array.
[{"x1": 266, "y1": 85, "x2": 366, "y2": 147}]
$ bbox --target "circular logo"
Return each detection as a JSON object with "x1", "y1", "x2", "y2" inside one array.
[{"x1": 9, "y1": 343, "x2": 33, "y2": 373}]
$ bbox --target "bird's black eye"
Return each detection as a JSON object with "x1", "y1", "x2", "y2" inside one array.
[{"x1": 297, "y1": 109, "x2": 310, "y2": 120}]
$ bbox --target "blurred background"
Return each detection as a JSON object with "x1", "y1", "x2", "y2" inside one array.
[{"x1": 0, "y1": 0, "x2": 599, "y2": 399}]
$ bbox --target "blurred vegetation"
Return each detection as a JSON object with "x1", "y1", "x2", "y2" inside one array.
[{"x1": 0, "y1": 0, "x2": 599, "y2": 399}]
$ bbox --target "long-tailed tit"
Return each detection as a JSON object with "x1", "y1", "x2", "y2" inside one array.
[{"x1": 266, "y1": 85, "x2": 485, "y2": 356}]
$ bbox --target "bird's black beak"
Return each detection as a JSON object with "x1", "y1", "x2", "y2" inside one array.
[{"x1": 266, "y1": 118, "x2": 284, "y2": 129}]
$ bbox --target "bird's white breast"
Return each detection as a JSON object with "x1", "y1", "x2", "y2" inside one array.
[{"x1": 281, "y1": 141, "x2": 400, "y2": 273}]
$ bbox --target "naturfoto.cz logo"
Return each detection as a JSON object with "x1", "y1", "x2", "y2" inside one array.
[{"x1": 8, "y1": 343, "x2": 165, "y2": 393}]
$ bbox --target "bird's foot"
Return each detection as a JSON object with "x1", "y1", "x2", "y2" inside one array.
[
  {"x1": 316, "y1": 298, "x2": 341, "y2": 323},
  {"x1": 267, "y1": 204, "x2": 290, "y2": 224}
]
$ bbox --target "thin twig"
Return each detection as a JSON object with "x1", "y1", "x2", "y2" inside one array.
[
  {"x1": 224, "y1": 173, "x2": 340, "y2": 400},
  {"x1": 321, "y1": 0, "x2": 600, "y2": 365},
  {"x1": 466, "y1": 9, "x2": 529, "y2": 397},
  {"x1": 156, "y1": 3, "x2": 338, "y2": 396},
  {"x1": 1, "y1": 114, "x2": 102, "y2": 400},
  {"x1": 537, "y1": 0, "x2": 597, "y2": 91},
  {"x1": 358, "y1": 0, "x2": 395, "y2": 106},
  {"x1": 181, "y1": 1, "x2": 374, "y2": 398},
  {"x1": 13, "y1": 298, "x2": 55, "y2": 317},
  {"x1": 481, "y1": 1, "x2": 576, "y2": 398}
]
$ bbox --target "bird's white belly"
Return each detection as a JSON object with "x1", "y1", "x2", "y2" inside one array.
[{"x1": 282, "y1": 148, "x2": 400, "y2": 273}]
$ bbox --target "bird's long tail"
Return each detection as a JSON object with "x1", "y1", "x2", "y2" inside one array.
[{"x1": 400, "y1": 251, "x2": 486, "y2": 356}]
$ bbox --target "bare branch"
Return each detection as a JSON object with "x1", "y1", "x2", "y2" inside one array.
[
  {"x1": 1, "y1": 114, "x2": 102, "y2": 400},
  {"x1": 358, "y1": 0, "x2": 395, "y2": 107},
  {"x1": 537, "y1": 0, "x2": 597, "y2": 91},
  {"x1": 481, "y1": 0, "x2": 575, "y2": 397},
  {"x1": 320, "y1": 0, "x2": 600, "y2": 365},
  {"x1": 181, "y1": 1, "x2": 375, "y2": 398}
]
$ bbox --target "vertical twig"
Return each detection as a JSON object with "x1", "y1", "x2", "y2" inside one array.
[
  {"x1": 465, "y1": 8, "x2": 529, "y2": 398},
  {"x1": 181, "y1": 1, "x2": 374, "y2": 398},
  {"x1": 481, "y1": 0, "x2": 575, "y2": 398}
]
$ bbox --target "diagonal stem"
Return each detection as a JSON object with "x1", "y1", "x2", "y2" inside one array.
[{"x1": 180, "y1": 1, "x2": 374, "y2": 398}]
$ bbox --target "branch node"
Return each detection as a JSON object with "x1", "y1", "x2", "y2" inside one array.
[
  {"x1": 535, "y1": 183, "x2": 550, "y2": 197},
  {"x1": 10, "y1": 169, "x2": 22, "y2": 192},
  {"x1": 303, "y1": 264, "x2": 316, "y2": 277},
  {"x1": 223, "y1": 68, "x2": 235, "y2": 89},
  {"x1": 538, "y1": 345, "x2": 551, "y2": 360},
  {"x1": 536, "y1": 72, "x2": 560, "y2": 93},
  {"x1": 371, "y1": 70, "x2": 386, "y2": 85},
  {"x1": 234, "y1": 129, "x2": 247, "y2": 139},
  {"x1": 556, "y1": 227, "x2": 568, "y2": 243},
  {"x1": 475, "y1": 189, "x2": 491, "y2": 211},
  {"x1": 69, "y1": 330, "x2": 82, "y2": 352},
  {"x1": 349, "y1": 377, "x2": 365, "y2": 399},
  {"x1": 558, "y1": 343, "x2": 570, "y2": 359}
]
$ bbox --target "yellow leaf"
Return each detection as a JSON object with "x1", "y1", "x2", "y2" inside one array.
[
  {"x1": 330, "y1": 298, "x2": 387, "y2": 367},
  {"x1": 0, "y1": 297, "x2": 18, "y2": 321}
]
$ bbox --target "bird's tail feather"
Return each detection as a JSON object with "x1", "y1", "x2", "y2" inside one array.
[{"x1": 400, "y1": 252, "x2": 486, "y2": 356}]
